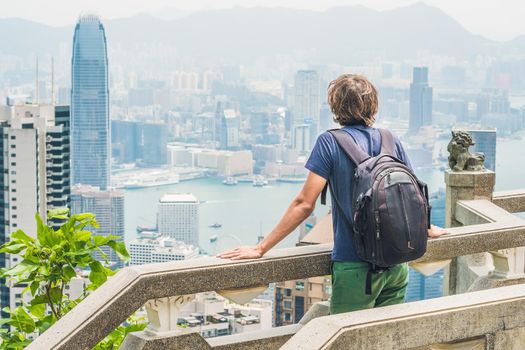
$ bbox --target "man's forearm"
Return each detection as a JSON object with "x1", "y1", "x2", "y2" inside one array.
[{"x1": 256, "y1": 198, "x2": 314, "y2": 255}]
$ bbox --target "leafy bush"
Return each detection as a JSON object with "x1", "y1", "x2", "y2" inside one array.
[{"x1": 0, "y1": 209, "x2": 145, "y2": 349}]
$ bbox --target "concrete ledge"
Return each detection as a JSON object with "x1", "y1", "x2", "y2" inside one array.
[
  {"x1": 28, "y1": 244, "x2": 332, "y2": 350},
  {"x1": 207, "y1": 324, "x2": 301, "y2": 350},
  {"x1": 121, "y1": 331, "x2": 211, "y2": 350},
  {"x1": 281, "y1": 284, "x2": 525, "y2": 349},
  {"x1": 493, "y1": 189, "x2": 525, "y2": 213}
]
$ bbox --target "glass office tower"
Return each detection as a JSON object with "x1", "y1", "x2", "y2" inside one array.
[{"x1": 71, "y1": 14, "x2": 110, "y2": 190}]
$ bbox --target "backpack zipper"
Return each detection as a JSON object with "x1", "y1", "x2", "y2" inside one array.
[{"x1": 397, "y1": 183, "x2": 414, "y2": 250}]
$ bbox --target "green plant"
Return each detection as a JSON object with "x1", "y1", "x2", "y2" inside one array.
[{"x1": 0, "y1": 209, "x2": 140, "y2": 349}]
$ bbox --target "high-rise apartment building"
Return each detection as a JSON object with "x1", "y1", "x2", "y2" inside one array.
[
  {"x1": 467, "y1": 128, "x2": 497, "y2": 172},
  {"x1": 111, "y1": 120, "x2": 168, "y2": 167},
  {"x1": 274, "y1": 277, "x2": 332, "y2": 326},
  {"x1": 71, "y1": 14, "x2": 110, "y2": 189},
  {"x1": 0, "y1": 103, "x2": 71, "y2": 312},
  {"x1": 293, "y1": 70, "x2": 320, "y2": 150},
  {"x1": 409, "y1": 67, "x2": 433, "y2": 132},
  {"x1": 215, "y1": 104, "x2": 240, "y2": 150},
  {"x1": 70, "y1": 185, "x2": 125, "y2": 268},
  {"x1": 158, "y1": 194, "x2": 199, "y2": 247}
]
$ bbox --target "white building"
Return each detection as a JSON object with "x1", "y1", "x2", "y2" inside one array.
[
  {"x1": 0, "y1": 103, "x2": 71, "y2": 312},
  {"x1": 167, "y1": 145, "x2": 253, "y2": 177},
  {"x1": 129, "y1": 234, "x2": 199, "y2": 265},
  {"x1": 176, "y1": 292, "x2": 273, "y2": 339},
  {"x1": 70, "y1": 185, "x2": 125, "y2": 268},
  {"x1": 158, "y1": 194, "x2": 199, "y2": 247}
]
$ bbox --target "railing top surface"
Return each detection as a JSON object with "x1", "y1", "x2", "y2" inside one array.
[
  {"x1": 29, "y1": 196, "x2": 525, "y2": 349},
  {"x1": 282, "y1": 283, "x2": 525, "y2": 349}
]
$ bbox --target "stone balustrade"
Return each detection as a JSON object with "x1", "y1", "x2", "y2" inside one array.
[{"x1": 27, "y1": 167, "x2": 525, "y2": 350}]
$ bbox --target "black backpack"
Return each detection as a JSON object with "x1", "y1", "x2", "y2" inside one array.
[{"x1": 321, "y1": 128, "x2": 431, "y2": 294}]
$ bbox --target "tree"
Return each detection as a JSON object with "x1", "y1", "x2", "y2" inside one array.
[{"x1": 0, "y1": 209, "x2": 145, "y2": 349}]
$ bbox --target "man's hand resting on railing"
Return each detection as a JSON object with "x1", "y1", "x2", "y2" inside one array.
[
  {"x1": 428, "y1": 224, "x2": 448, "y2": 238},
  {"x1": 217, "y1": 245, "x2": 264, "y2": 260}
]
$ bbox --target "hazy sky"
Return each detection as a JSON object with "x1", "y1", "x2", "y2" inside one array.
[{"x1": 2, "y1": 0, "x2": 524, "y2": 41}]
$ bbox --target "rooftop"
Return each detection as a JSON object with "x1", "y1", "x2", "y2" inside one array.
[{"x1": 159, "y1": 193, "x2": 198, "y2": 203}]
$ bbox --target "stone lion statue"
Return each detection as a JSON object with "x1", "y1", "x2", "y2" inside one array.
[{"x1": 447, "y1": 130, "x2": 485, "y2": 171}]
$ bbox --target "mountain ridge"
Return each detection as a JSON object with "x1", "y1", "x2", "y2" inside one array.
[{"x1": 0, "y1": 4, "x2": 516, "y2": 63}]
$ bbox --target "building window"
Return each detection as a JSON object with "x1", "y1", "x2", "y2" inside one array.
[
  {"x1": 284, "y1": 313, "x2": 291, "y2": 322},
  {"x1": 10, "y1": 153, "x2": 15, "y2": 157},
  {"x1": 10, "y1": 145, "x2": 15, "y2": 149},
  {"x1": 11, "y1": 197, "x2": 16, "y2": 201},
  {"x1": 283, "y1": 301, "x2": 292, "y2": 309},
  {"x1": 10, "y1": 135, "x2": 15, "y2": 140},
  {"x1": 285, "y1": 289, "x2": 292, "y2": 297},
  {"x1": 295, "y1": 281, "x2": 304, "y2": 291},
  {"x1": 10, "y1": 162, "x2": 16, "y2": 166}
]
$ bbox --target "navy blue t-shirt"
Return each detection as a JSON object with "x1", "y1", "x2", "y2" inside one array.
[{"x1": 305, "y1": 125, "x2": 413, "y2": 262}]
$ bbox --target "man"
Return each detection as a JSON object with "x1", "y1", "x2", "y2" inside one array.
[{"x1": 218, "y1": 74, "x2": 447, "y2": 314}]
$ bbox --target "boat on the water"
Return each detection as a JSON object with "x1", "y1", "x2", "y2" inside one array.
[
  {"x1": 223, "y1": 177, "x2": 238, "y2": 185},
  {"x1": 252, "y1": 176, "x2": 268, "y2": 187},
  {"x1": 209, "y1": 222, "x2": 222, "y2": 229}
]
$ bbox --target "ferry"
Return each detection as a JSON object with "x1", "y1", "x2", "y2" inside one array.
[
  {"x1": 223, "y1": 177, "x2": 238, "y2": 186},
  {"x1": 253, "y1": 176, "x2": 268, "y2": 187}
]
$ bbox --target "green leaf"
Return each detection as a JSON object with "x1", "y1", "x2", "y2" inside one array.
[
  {"x1": 49, "y1": 286, "x2": 62, "y2": 304},
  {"x1": 27, "y1": 303, "x2": 45, "y2": 319},
  {"x1": 73, "y1": 230, "x2": 92, "y2": 242},
  {"x1": 2, "y1": 259, "x2": 39, "y2": 279},
  {"x1": 30, "y1": 294, "x2": 49, "y2": 306},
  {"x1": 10, "y1": 306, "x2": 35, "y2": 333},
  {"x1": 89, "y1": 261, "x2": 107, "y2": 287},
  {"x1": 62, "y1": 265, "x2": 77, "y2": 279},
  {"x1": 93, "y1": 235, "x2": 119, "y2": 247},
  {"x1": 30, "y1": 281, "x2": 40, "y2": 296},
  {"x1": 107, "y1": 241, "x2": 130, "y2": 262},
  {"x1": 0, "y1": 243, "x2": 26, "y2": 254},
  {"x1": 73, "y1": 212, "x2": 95, "y2": 221},
  {"x1": 48, "y1": 207, "x2": 69, "y2": 219},
  {"x1": 10, "y1": 229, "x2": 35, "y2": 243}
]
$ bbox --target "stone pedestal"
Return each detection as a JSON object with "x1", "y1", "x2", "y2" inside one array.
[
  {"x1": 445, "y1": 170, "x2": 495, "y2": 228},
  {"x1": 145, "y1": 295, "x2": 195, "y2": 334},
  {"x1": 444, "y1": 170, "x2": 495, "y2": 295}
]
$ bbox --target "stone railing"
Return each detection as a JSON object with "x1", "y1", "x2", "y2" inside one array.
[{"x1": 28, "y1": 168, "x2": 525, "y2": 350}]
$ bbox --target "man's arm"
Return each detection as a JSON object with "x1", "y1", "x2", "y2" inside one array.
[{"x1": 217, "y1": 171, "x2": 327, "y2": 260}]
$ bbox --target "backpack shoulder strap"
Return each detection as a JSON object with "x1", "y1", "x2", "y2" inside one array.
[
  {"x1": 379, "y1": 128, "x2": 396, "y2": 156},
  {"x1": 320, "y1": 129, "x2": 370, "y2": 206},
  {"x1": 328, "y1": 129, "x2": 370, "y2": 165}
]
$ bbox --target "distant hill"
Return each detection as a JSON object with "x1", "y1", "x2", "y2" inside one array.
[{"x1": 0, "y1": 3, "x2": 512, "y2": 63}]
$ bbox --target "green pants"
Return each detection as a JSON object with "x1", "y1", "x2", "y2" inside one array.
[{"x1": 330, "y1": 261, "x2": 409, "y2": 314}]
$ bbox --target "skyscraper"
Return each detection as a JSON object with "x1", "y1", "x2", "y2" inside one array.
[
  {"x1": 467, "y1": 128, "x2": 497, "y2": 172},
  {"x1": 409, "y1": 67, "x2": 433, "y2": 132},
  {"x1": 293, "y1": 70, "x2": 320, "y2": 150},
  {"x1": 158, "y1": 194, "x2": 199, "y2": 247},
  {"x1": 0, "y1": 103, "x2": 71, "y2": 313},
  {"x1": 71, "y1": 14, "x2": 110, "y2": 190},
  {"x1": 70, "y1": 185, "x2": 125, "y2": 268},
  {"x1": 215, "y1": 103, "x2": 240, "y2": 150}
]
